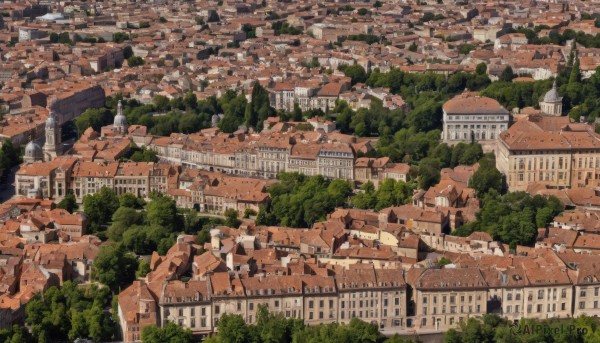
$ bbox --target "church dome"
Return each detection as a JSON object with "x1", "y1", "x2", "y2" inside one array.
[
  {"x1": 24, "y1": 141, "x2": 42, "y2": 161},
  {"x1": 543, "y1": 81, "x2": 562, "y2": 103},
  {"x1": 113, "y1": 113, "x2": 127, "y2": 127},
  {"x1": 113, "y1": 100, "x2": 127, "y2": 128}
]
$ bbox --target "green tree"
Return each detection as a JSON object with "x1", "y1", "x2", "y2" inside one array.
[
  {"x1": 469, "y1": 155, "x2": 503, "y2": 197},
  {"x1": 417, "y1": 157, "x2": 441, "y2": 189},
  {"x1": 107, "y1": 206, "x2": 145, "y2": 241},
  {"x1": 83, "y1": 187, "x2": 120, "y2": 232},
  {"x1": 49, "y1": 32, "x2": 59, "y2": 43},
  {"x1": 56, "y1": 193, "x2": 78, "y2": 213},
  {"x1": 93, "y1": 243, "x2": 138, "y2": 291},
  {"x1": 123, "y1": 46, "x2": 134, "y2": 59},
  {"x1": 224, "y1": 208, "x2": 241, "y2": 228},
  {"x1": 74, "y1": 108, "x2": 113, "y2": 137},
  {"x1": 136, "y1": 259, "x2": 151, "y2": 278},
  {"x1": 146, "y1": 193, "x2": 179, "y2": 232},
  {"x1": 476, "y1": 62, "x2": 487, "y2": 75},
  {"x1": 127, "y1": 56, "x2": 145, "y2": 67},
  {"x1": 217, "y1": 314, "x2": 250, "y2": 343},
  {"x1": 339, "y1": 64, "x2": 367, "y2": 85},
  {"x1": 499, "y1": 66, "x2": 515, "y2": 82},
  {"x1": 142, "y1": 322, "x2": 194, "y2": 343}
]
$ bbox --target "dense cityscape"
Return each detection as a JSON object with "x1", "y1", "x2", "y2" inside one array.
[{"x1": 2, "y1": 0, "x2": 600, "y2": 342}]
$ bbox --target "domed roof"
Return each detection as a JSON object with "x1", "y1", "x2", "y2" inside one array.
[
  {"x1": 113, "y1": 100, "x2": 127, "y2": 128},
  {"x1": 114, "y1": 113, "x2": 127, "y2": 127},
  {"x1": 543, "y1": 81, "x2": 562, "y2": 103},
  {"x1": 24, "y1": 141, "x2": 42, "y2": 160}
]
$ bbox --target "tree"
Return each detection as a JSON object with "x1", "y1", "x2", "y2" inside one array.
[
  {"x1": 49, "y1": 32, "x2": 59, "y2": 43},
  {"x1": 224, "y1": 208, "x2": 241, "y2": 228},
  {"x1": 146, "y1": 194, "x2": 179, "y2": 232},
  {"x1": 58, "y1": 32, "x2": 72, "y2": 44},
  {"x1": 418, "y1": 157, "x2": 441, "y2": 189},
  {"x1": 136, "y1": 259, "x2": 151, "y2": 278},
  {"x1": 216, "y1": 314, "x2": 250, "y2": 343},
  {"x1": 74, "y1": 108, "x2": 113, "y2": 137},
  {"x1": 130, "y1": 147, "x2": 158, "y2": 162},
  {"x1": 357, "y1": 8, "x2": 369, "y2": 15},
  {"x1": 476, "y1": 62, "x2": 487, "y2": 75},
  {"x1": 83, "y1": 187, "x2": 120, "y2": 232},
  {"x1": 93, "y1": 243, "x2": 138, "y2": 291},
  {"x1": 119, "y1": 192, "x2": 145, "y2": 209},
  {"x1": 57, "y1": 193, "x2": 78, "y2": 213},
  {"x1": 108, "y1": 206, "x2": 144, "y2": 241},
  {"x1": 123, "y1": 45, "x2": 134, "y2": 59},
  {"x1": 24, "y1": 282, "x2": 114, "y2": 343},
  {"x1": 127, "y1": 56, "x2": 145, "y2": 67},
  {"x1": 499, "y1": 66, "x2": 515, "y2": 82},
  {"x1": 339, "y1": 64, "x2": 367, "y2": 85},
  {"x1": 408, "y1": 42, "x2": 418, "y2": 52},
  {"x1": 469, "y1": 155, "x2": 503, "y2": 198},
  {"x1": 142, "y1": 322, "x2": 193, "y2": 343},
  {"x1": 113, "y1": 32, "x2": 129, "y2": 43},
  {"x1": 0, "y1": 139, "x2": 20, "y2": 170}
]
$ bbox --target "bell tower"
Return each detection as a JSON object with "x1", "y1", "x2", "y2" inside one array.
[{"x1": 43, "y1": 111, "x2": 61, "y2": 161}]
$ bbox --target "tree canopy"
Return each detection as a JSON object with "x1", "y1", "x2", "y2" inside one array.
[
  {"x1": 93, "y1": 242, "x2": 138, "y2": 291},
  {"x1": 257, "y1": 173, "x2": 352, "y2": 227},
  {"x1": 142, "y1": 322, "x2": 194, "y2": 343},
  {"x1": 452, "y1": 191, "x2": 563, "y2": 248},
  {"x1": 24, "y1": 282, "x2": 116, "y2": 342},
  {"x1": 204, "y1": 306, "x2": 410, "y2": 343}
]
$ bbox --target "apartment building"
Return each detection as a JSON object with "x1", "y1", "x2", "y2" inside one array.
[
  {"x1": 159, "y1": 280, "x2": 212, "y2": 334},
  {"x1": 414, "y1": 268, "x2": 488, "y2": 331},
  {"x1": 496, "y1": 115, "x2": 600, "y2": 192}
]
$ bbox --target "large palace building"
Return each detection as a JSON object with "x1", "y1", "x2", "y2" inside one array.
[
  {"x1": 496, "y1": 115, "x2": 600, "y2": 192},
  {"x1": 441, "y1": 91, "x2": 510, "y2": 147}
]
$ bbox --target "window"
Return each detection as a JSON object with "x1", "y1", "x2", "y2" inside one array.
[
  {"x1": 581, "y1": 290, "x2": 587, "y2": 297},
  {"x1": 537, "y1": 304, "x2": 542, "y2": 313},
  {"x1": 309, "y1": 300, "x2": 314, "y2": 309},
  {"x1": 580, "y1": 302, "x2": 585, "y2": 309},
  {"x1": 215, "y1": 305, "x2": 220, "y2": 314}
]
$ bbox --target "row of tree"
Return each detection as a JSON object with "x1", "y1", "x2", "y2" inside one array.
[
  {"x1": 169, "y1": 305, "x2": 415, "y2": 343},
  {"x1": 445, "y1": 314, "x2": 600, "y2": 343}
]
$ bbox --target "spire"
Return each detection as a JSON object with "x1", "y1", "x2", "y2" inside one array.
[{"x1": 117, "y1": 100, "x2": 123, "y2": 116}]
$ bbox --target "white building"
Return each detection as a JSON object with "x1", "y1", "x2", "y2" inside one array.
[{"x1": 441, "y1": 91, "x2": 510, "y2": 146}]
